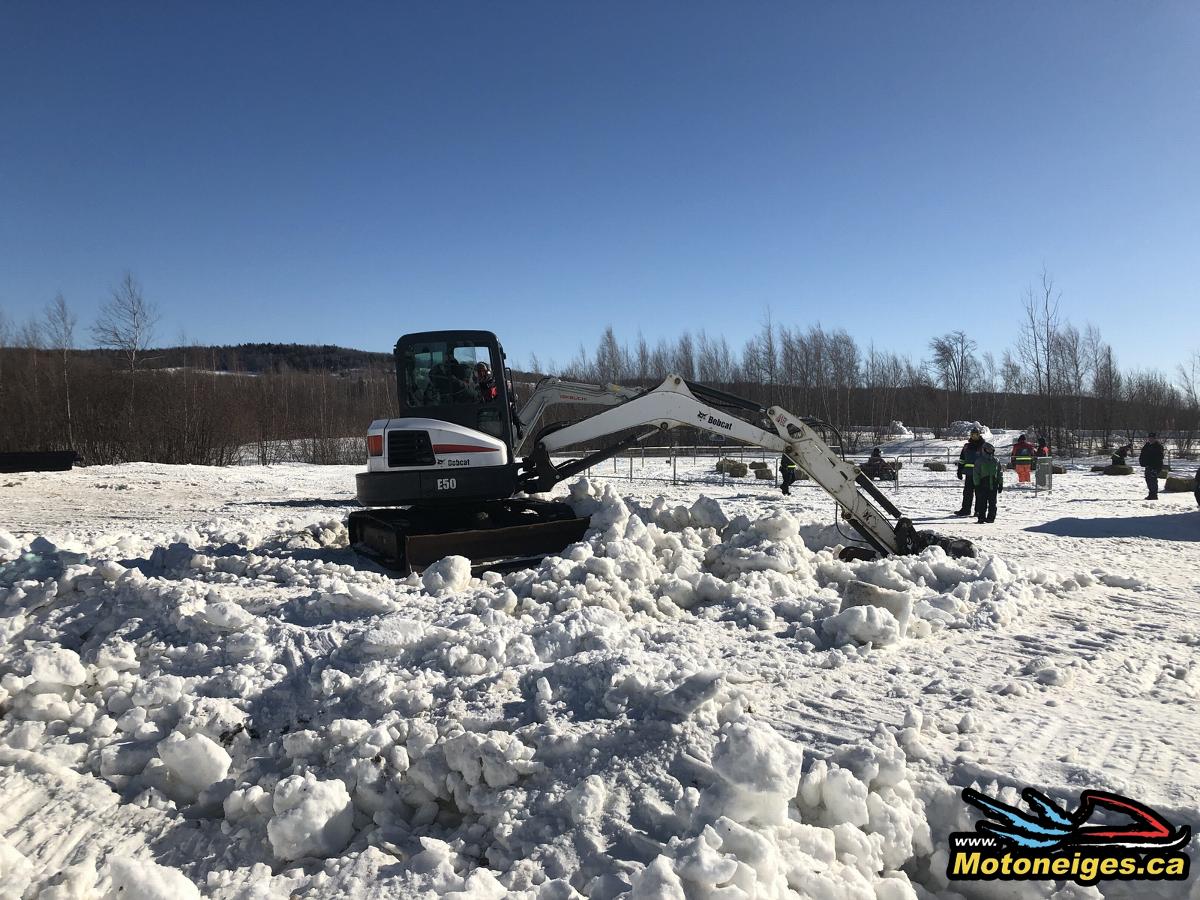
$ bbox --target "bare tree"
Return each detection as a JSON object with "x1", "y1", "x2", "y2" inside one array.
[
  {"x1": 1177, "y1": 350, "x2": 1200, "y2": 410},
  {"x1": 929, "y1": 330, "x2": 977, "y2": 422},
  {"x1": 594, "y1": 326, "x2": 628, "y2": 383},
  {"x1": 92, "y1": 272, "x2": 160, "y2": 442},
  {"x1": 44, "y1": 294, "x2": 77, "y2": 447},
  {"x1": 671, "y1": 331, "x2": 695, "y2": 380},
  {"x1": 1016, "y1": 267, "x2": 1062, "y2": 440},
  {"x1": 634, "y1": 332, "x2": 650, "y2": 382}
]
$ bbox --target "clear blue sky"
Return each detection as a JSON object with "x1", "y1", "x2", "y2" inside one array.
[{"x1": 2, "y1": 2, "x2": 1197, "y2": 372}]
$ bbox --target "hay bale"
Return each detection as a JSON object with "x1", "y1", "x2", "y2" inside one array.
[
  {"x1": 1052, "y1": 464, "x2": 1066, "y2": 475},
  {"x1": 1102, "y1": 465, "x2": 1133, "y2": 475},
  {"x1": 715, "y1": 458, "x2": 749, "y2": 477},
  {"x1": 923, "y1": 461, "x2": 947, "y2": 472},
  {"x1": 748, "y1": 460, "x2": 768, "y2": 470},
  {"x1": 754, "y1": 467, "x2": 774, "y2": 480},
  {"x1": 1090, "y1": 465, "x2": 1108, "y2": 472},
  {"x1": 1164, "y1": 475, "x2": 1197, "y2": 493}
]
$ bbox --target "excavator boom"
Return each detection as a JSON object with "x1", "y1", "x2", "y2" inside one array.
[{"x1": 521, "y1": 375, "x2": 971, "y2": 559}]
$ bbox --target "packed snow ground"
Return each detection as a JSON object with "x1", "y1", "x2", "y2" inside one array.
[{"x1": 1, "y1": 453, "x2": 1199, "y2": 899}]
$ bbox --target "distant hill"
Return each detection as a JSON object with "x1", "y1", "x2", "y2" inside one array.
[{"x1": 76, "y1": 343, "x2": 395, "y2": 374}]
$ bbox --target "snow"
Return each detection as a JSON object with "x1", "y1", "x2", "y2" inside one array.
[{"x1": 0, "y1": 457, "x2": 1198, "y2": 897}]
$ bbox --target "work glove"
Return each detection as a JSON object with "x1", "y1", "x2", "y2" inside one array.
[{"x1": 957, "y1": 471, "x2": 963, "y2": 480}]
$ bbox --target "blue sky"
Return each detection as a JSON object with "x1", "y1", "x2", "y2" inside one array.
[{"x1": 2, "y1": 2, "x2": 1197, "y2": 372}]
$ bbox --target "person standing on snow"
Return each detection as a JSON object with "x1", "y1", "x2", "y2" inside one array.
[
  {"x1": 1138, "y1": 433, "x2": 1165, "y2": 500},
  {"x1": 973, "y1": 443, "x2": 1003, "y2": 523},
  {"x1": 1010, "y1": 434, "x2": 1036, "y2": 484},
  {"x1": 780, "y1": 454, "x2": 798, "y2": 495},
  {"x1": 1036, "y1": 436, "x2": 1051, "y2": 458},
  {"x1": 954, "y1": 428, "x2": 986, "y2": 516}
]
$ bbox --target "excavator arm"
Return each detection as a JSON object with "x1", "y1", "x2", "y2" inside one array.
[
  {"x1": 513, "y1": 377, "x2": 644, "y2": 457},
  {"x1": 521, "y1": 375, "x2": 972, "y2": 559}
]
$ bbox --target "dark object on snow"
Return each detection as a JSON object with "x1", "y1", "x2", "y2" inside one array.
[
  {"x1": 1164, "y1": 475, "x2": 1197, "y2": 493},
  {"x1": 0, "y1": 451, "x2": 78, "y2": 473},
  {"x1": 1111, "y1": 444, "x2": 1133, "y2": 467},
  {"x1": 1100, "y1": 465, "x2": 1133, "y2": 475},
  {"x1": 924, "y1": 461, "x2": 948, "y2": 472},
  {"x1": 716, "y1": 458, "x2": 749, "y2": 478}
]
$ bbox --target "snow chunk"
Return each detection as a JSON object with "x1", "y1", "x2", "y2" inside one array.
[
  {"x1": 0, "y1": 837, "x2": 34, "y2": 898},
  {"x1": 196, "y1": 601, "x2": 255, "y2": 631},
  {"x1": 707, "y1": 721, "x2": 804, "y2": 825},
  {"x1": 104, "y1": 857, "x2": 201, "y2": 900},
  {"x1": 157, "y1": 733, "x2": 232, "y2": 798},
  {"x1": 267, "y1": 773, "x2": 355, "y2": 860},
  {"x1": 840, "y1": 580, "x2": 914, "y2": 638},
  {"x1": 688, "y1": 495, "x2": 729, "y2": 530},
  {"x1": 422, "y1": 556, "x2": 472, "y2": 594},
  {"x1": 29, "y1": 646, "x2": 87, "y2": 688},
  {"x1": 823, "y1": 605, "x2": 902, "y2": 647}
]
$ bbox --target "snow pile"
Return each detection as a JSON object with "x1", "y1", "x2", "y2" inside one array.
[
  {"x1": 888, "y1": 421, "x2": 913, "y2": 438},
  {"x1": 0, "y1": 476, "x2": 1129, "y2": 896},
  {"x1": 945, "y1": 421, "x2": 992, "y2": 441}
]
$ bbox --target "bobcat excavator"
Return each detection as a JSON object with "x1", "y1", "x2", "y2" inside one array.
[{"x1": 347, "y1": 330, "x2": 974, "y2": 573}]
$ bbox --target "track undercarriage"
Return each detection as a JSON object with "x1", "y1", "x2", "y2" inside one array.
[{"x1": 347, "y1": 498, "x2": 590, "y2": 575}]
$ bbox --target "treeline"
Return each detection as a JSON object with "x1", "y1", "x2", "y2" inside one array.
[
  {"x1": 0, "y1": 276, "x2": 395, "y2": 465},
  {"x1": 143, "y1": 342, "x2": 392, "y2": 374},
  {"x1": 549, "y1": 271, "x2": 1199, "y2": 454},
  {"x1": 2, "y1": 270, "x2": 1198, "y2": 463}
]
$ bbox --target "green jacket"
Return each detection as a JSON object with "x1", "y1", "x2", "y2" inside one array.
[{"x1": 973, "y1": 455, "x2": 1004, "y2": 489}]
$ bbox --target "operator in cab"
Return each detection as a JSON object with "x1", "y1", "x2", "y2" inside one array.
[{"x1": 475, "y1": 362, "x2": 498, "y2": 402}]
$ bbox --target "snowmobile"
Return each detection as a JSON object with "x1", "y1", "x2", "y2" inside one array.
[{"x1": 347, "y1": 330, "x2": 973, "y2": 573}]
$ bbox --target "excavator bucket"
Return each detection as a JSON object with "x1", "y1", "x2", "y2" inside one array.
[{"x1": 348, "y1": 500, "x2": 590, "y2": 575}]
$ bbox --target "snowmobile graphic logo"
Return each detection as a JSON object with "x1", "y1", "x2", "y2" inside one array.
[
  {"x1": 963, "y1": 787, "x2": 1190, "y2": 852},
  {"x1": 948, "y1": 787, "x2": 1190, "y2": 885}
]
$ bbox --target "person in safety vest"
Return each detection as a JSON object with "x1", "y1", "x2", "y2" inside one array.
[
  {"x1": 780, "y1": 454, "x2": 798, "y2": 495},
  {"x1": 954, "y1": 428, "x2": 986, "y2": 516},
  {"x1": 1010, "y1": 434, "x2": 1036, "y2": 484},
  {"x1": 973, "y1": 443, "x2": 1003, "y2": 523}
]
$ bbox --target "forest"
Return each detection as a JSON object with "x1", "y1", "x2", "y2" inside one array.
[{"x1": 2, "y1": 272, "x2": 1197, "y2": 464}]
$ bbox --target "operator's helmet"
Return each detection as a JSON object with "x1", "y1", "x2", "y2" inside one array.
[
  {"x1": 983, "y1": 443, "x2": 995, "y2": 454},
  {"x1": 475, "y1": 362, "x2": 491, "y2": 378},
  {"x1": 970, "y1": 428, "x2": 982, "y2": 438}
]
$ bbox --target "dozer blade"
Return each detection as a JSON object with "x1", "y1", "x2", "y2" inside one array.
[{"x1": 404, "y1": 517, "x2": 591, "y2": 574}]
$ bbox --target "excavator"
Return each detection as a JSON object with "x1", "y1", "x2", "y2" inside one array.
[{"x1": 347, "y1": 330, "x2": 974, "y2": 574}]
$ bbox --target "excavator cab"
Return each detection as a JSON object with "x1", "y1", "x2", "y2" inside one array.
[{"x1": 397, "y1": 331, "x2": 513, "y2": 444}]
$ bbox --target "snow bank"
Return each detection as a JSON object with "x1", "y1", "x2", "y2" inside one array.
[
  {"x1": 945, "y1": 421, "x2": 992, "y2": 441},
  {"x1": 0, "y1": 475, "x2": 1112, "y2": 896}
]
